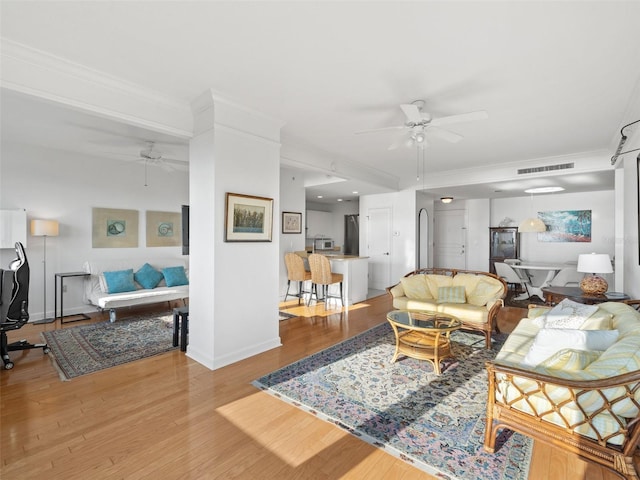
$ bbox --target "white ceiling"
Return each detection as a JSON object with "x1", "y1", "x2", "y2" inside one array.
[{"x1": 2, "y1": 1, "x2": 640, "y2": 202}]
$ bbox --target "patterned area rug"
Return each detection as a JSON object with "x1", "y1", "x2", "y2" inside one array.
[
  {"x1": 254, "y1": 323, "x2": 532, "y2": 480},
  {"x1": 42, "y1": 314, "x2": 176, "y2": 380}
]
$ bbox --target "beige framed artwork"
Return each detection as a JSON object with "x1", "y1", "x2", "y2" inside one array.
[
  {"x1": 92, "y1": 207, "x2": 139, "y2": 248},
  {"x1": 146, "y1": 210, "x2": 182, "y2": 247}
]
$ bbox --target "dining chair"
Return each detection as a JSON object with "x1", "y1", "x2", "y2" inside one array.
[
  {"x1": 307, "y1": 254, "x2": 343, "y2": 308},
  {"x1": 549, "y1": 267, "x2": 584, "y2": 287},
  {"x1": 494, "y1": 262, "x2": 532, "y2": 299},
  {"x1": 284, "y1": 253, "x2": 312, "y2": 305}
]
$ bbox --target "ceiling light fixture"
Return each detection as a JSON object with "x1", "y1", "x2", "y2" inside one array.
[
  {"x1": 524, "y1": 186, "x2": 565, "y2": 194},
  {"x1": 316, "y1": 195, "x2": 323, "y2": 199},
  {"x1": 518, "y1": 192, "x2": 546, "y2": 233},
  {"x1": 440, "y1": 197, "x2": 453, "y2": 204}
]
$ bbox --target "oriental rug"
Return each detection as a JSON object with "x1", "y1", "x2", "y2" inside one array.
[
  {"x1": 42, "y1": 314, "x2": 176, "y2": 380},
  {"x1": 253, "y1": 323, "x2": 532, "y2": 480}
]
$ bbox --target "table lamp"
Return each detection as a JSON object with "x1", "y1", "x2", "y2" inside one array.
[
  {"x1": 577, "y1": 253, "x2": 613, "y2": 295},
  {"x1": 31, "y1": 219, "x2": 59, "y2": 324}
]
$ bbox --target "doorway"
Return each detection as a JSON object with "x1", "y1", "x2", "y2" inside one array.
[
  {"x1": 367, "y1": 207, "x2": 392, "y2": 290},
  {"x1": 434, "y1": 209, "x2": 467, "y2": 269}
]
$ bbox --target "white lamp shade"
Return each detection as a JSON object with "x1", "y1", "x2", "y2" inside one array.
[
  {"x1": 31, "y1": 219, "x2": 59, "y2": 237},
  {"x1": 577, "y1": 253, "x2": 613, "y2": 274},
  {"x1": 518, "y1": 217, "x2": 546, "y2": 233}
]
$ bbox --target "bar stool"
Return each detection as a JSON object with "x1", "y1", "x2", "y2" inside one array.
[
  {"x1": 173, "y1": 306, "x2": 189, "y2": 352},
  {"x1": 307, "y1": 253, "x2": 343, "y2": 308},
  {"x1": 284, "y1": 253, "x2": 312, "y2": 305}
]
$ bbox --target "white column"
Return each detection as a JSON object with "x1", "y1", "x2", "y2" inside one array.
[{"x1": 187, "y1": 90, "x2": 284, "y2": 370}]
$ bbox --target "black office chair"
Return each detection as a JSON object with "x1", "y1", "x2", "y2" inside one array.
[{"x1": 1, "y1": 242, "x2": 49, "y2": 370}]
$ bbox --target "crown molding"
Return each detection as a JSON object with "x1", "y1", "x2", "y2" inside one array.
[{"x1": 1, "y1": 38, "x2": 193, "y2": 137}]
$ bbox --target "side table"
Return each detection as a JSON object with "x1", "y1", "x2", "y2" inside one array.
[
  {"x1": 173, "y1": 306, "x2": 189, "y2": 352},
  {"x1": 55, "y1": 272, "x2": 91, "y2": 324},
  {"x1": 541, "y1": 286, "x2": 630, "y2": 306}
]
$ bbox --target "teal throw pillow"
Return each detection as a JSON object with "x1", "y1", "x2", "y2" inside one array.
[
  {"x1": 103, "y1": 269, "x2": 137, "y2": 294},
  {"x1": 437, "y1": 285, "x2": 466, "y2": 304},
  {"x1": 162, "y1": 266, "x2": 189, "y2": 287},
  {"x1": 134, "y1": 263, "x2": 164, "y2": 289}
]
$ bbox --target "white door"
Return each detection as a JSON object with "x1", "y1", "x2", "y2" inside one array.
[
  {"x1": 434, "y1": 210, "x2": 467, "y2": 269},
  {"x1": 367, "y1": 207, "x2": 392, "y2": 290}
]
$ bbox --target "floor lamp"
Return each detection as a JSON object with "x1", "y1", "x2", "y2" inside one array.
[{"x1": 31, "y1": 219, "x2": 59, "y2": 324}]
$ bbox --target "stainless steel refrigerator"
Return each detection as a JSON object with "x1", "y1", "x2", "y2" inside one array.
[{"x1": 344, "y1": 214, "x2": 359, "y2": 255}]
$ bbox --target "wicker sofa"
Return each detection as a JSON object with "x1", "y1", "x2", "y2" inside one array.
[
  {"x1": 386, "y1": 268, "x2": 507, "y2": 349},
  {"x1": 484, "y1": 300, "x2": 640, "y2": 479}
]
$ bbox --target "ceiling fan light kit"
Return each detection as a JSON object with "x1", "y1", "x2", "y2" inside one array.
[{"x1": 355, "y1": 99, "x2": 488, "y2": 151}]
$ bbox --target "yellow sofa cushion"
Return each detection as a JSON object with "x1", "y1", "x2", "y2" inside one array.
[
  {"x1": 425, "y1": 274, "x2": 453, "y2": 298},
  {"x1": 399, "y1": 274, "x2": 433, "y2": 300}
]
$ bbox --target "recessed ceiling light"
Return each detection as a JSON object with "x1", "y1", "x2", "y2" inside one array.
[
  {"x1": 524, "y1": 186, "x2": 565, "y2": 194},
  {"x1": 317, "y1": 195, "x2": 323, "y2": 199},
  {"x1": 352, "y1": 191, "x2": 359, "y2": 194},
  {"x1": 337, "y1": 199, "x2": 343, "y2": 202}
]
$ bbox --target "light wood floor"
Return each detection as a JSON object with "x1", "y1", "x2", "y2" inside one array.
[{"x1": 0, "y1": 296, "x2": 630, "y2": 479}]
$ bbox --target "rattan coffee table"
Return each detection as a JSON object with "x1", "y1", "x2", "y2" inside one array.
[{"x1": 386, "y1": 310, "x2": 462, "y2": 374}]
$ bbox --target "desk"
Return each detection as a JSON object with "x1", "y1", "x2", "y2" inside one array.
[
  {"x1": 542, "y1": 286, "x2": 630, "y2": 305},
  {"x1": 511, "y1": 262, "x2": 567, "y2": 301},
  {"x1": 55, "y1": 272, "x2": 91, "y2": 324}
]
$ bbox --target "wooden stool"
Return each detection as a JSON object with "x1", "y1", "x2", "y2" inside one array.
[{"x1": 173, "y1": 306, "x2": 189, "y2": 352}]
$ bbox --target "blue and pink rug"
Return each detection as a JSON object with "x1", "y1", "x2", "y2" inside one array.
[{"x1": 253, "y1": 323, "x2": 532, "y2": 480}]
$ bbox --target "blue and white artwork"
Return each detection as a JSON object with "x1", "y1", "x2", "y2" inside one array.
[{"x1": 537, "y1": 210, "x2": 591, "y2": 242}]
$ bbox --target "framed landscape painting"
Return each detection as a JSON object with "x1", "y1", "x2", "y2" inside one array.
[
  {"x1": 282, "y1": 211, "x2": 302, "y2": 234},
  {"x1": 537, "y1": 209, "x2": 591, "y2": 242},
  {"x1": 225, "y1": 192, "x2": 273, "y2": 242}
]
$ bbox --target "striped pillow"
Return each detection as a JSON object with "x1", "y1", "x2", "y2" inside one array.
[{"x1": 437, "y1": 286, "x2": 466, "y2": 304}]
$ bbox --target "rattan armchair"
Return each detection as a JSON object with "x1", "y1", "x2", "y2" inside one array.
[{"x1": 484, "y1": 362, "x2": 640, "y2": 479}]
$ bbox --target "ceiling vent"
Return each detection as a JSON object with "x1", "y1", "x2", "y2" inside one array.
[{"x1": 517, "y1": 162, "x2": 574, "y2": 175}]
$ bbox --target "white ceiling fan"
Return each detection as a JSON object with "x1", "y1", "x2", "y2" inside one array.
[
  {"x1": 108, "y1": 141, "x2": 188, "y2": 172},
  {"x1": 356, "y1": 100, "x2": 488, "y2": 150},
  {"x1": 105, "y1": 141, "x2": 188, "y2": 186}
]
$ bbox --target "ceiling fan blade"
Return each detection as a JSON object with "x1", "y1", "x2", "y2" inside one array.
[
  {"x1": 400, "y1": 104, "x2": 422, "y2": 123},
  {"x1": 354, "y1": 125, "x2": 405, "y2": 135},
  {"x1": 428, "y1": 126, "x2": 463, "y2": 143},
  {"x1": 430, "y1": 110, "x2": 488, "y2": 127}
]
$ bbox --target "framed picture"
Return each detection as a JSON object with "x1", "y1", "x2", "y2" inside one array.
[
  {"x1": 146, "y1": 210, "x2": 182, "y2": 247},
  {"x1": 92, "y1": 207, "x2": 139, "y2": 248},
  {"x1": 537, "y1": 210, "x2": 591, "y2": 242},
  {"x1": 282, "y1": 211, "x2": 302, "y2": 234},
  {"x1": 225, "y1": 192, "x2": 273, "y2": 242}
]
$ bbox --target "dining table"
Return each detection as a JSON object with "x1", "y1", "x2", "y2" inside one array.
[{"x1": 510, "y1": 261, "x2": 569, "y2": 301}]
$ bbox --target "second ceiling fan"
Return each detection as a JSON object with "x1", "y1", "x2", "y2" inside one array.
[{"x1": 356, "y1": 100, "x2": 488, "y2": 150}]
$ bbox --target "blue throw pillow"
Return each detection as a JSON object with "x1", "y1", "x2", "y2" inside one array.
[
  {"x1": 134, "y1": 263, "x2": 164, "y2": 289},
  {"x1": 103, "y1": 269, "x2": 137, "y2": 294},
  {"x1": 162, "y1": 266, "x2": 189, "y2": 287}
]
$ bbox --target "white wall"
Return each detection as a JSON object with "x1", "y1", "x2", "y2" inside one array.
[
  {"x1": 359, "y1": 190, "x2": 417, "y2": 286},
  {"x1": 622, "y1": 127, "x2": 640, "y2": 298},
  {"x1": 0, "y1": 142, "x2": 188, "y2": 320},
  {"x1": 279, "y1": 167, "x2": 307, "y2": 299},
  {"x1": 491, "y1": 190, "x2": 616, "y2": 287}
]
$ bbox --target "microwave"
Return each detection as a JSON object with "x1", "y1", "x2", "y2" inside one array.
[{"x1": 314, "y1": 239, "x2": 334, "y2": 250}]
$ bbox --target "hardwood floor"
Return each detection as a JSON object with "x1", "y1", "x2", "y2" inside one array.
[{"x1": 0, "y1": 297, "x2": 630, "y2": 479}]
